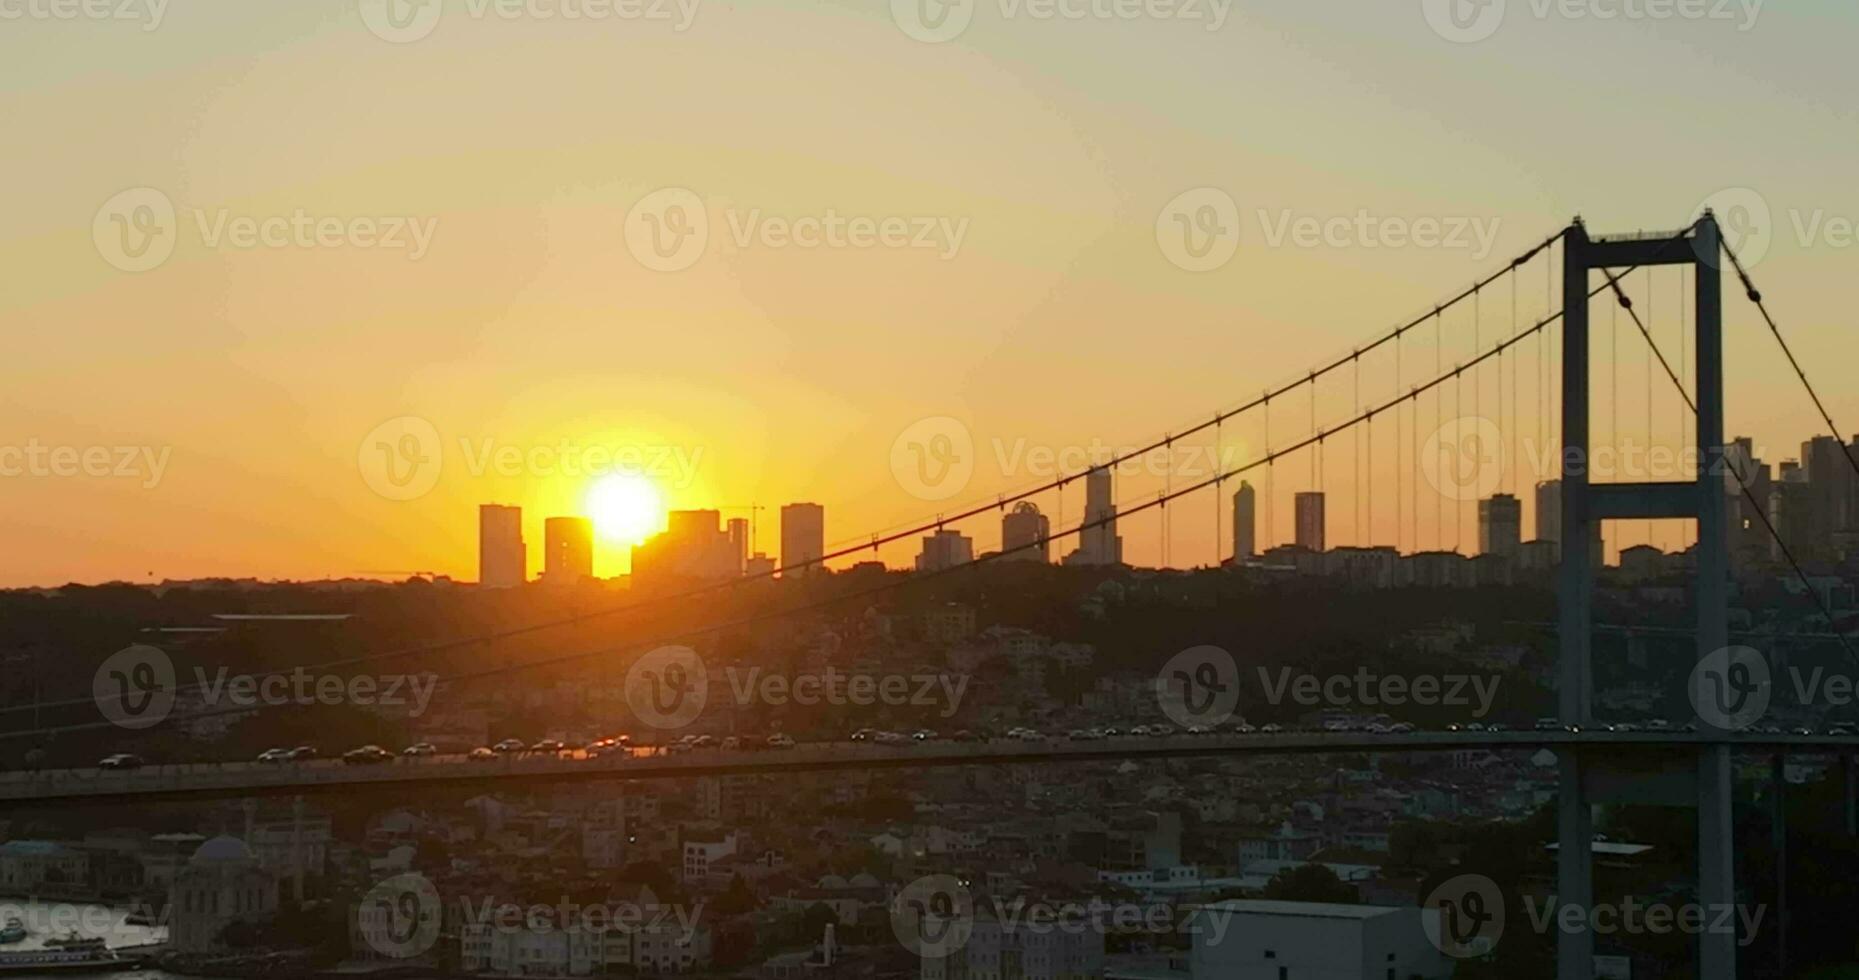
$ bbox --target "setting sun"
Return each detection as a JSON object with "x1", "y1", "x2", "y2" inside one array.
[{"x1": 586, "y1": 474, "x2": 664, "y2": 545}]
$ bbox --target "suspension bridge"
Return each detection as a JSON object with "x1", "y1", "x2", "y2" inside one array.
[{"x1": 6, "y1": 213, "x2": 1854, "y2": 980}]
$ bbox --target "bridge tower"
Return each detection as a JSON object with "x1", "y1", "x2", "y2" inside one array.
[{"x1": 1556, "y1": 215, "x2": 1732, "y2": 980}]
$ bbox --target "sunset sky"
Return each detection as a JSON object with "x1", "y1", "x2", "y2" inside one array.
[{"x1": 4, "y1": 0, "x2": 1857, "y2": 586}]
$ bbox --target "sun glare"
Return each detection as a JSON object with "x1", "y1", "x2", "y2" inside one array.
[{"x1": 586, "y1": 474, "x2": 664, "y2": 545}]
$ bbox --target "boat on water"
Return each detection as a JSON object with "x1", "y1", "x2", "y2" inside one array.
[
  {"x1": 0, "y1": 919, "x2": 23, "y2": 944},
  {"x1": 43, "y1": 934, "x2": 107, "y2": 952},
  {"x1": 0, "y1": 946, "x2": 133, "y2": 974}
]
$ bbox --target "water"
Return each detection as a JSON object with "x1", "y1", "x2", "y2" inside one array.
[{"x1": 0, "y1": 899, "x2": 169, "y2": 978}]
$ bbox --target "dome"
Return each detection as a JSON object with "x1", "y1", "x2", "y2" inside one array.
[{"x1": 189, "y1": 835, "x2": 255, "y2": 865}]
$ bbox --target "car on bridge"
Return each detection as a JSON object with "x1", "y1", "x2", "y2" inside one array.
[
  {"x1": 342, "y1": 745, "x2": 394, "y2": 765},
  {"x1": 98, "y1": 753, "x2": 144, "y2": 770},
  {"x1": 529, "y1": 738, "x2": 566, "y2": 754},
  {"x1": 402, "y1": 742, "x2": 438, "y2": 757},
  {"x1": 257, "y1": 748, "x2": 292, "y2": 764},
  {"x1": 287, "y1": 746, "x2": 318, "y2": 761},
  {"x1": 492, "y1": 738, "x2": 526, "y2": 754},
  {"x1": 467, "y1": 747, "x2": 496, "y2": 761}
]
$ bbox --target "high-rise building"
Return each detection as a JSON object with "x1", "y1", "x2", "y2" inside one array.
[
  {"x1": 1232, "y1": 481, "x2": 1257, "y2": 560},
  {"x1": 1726, "y1": 437, "x2": 1773, "y2": 567},
  {"x1": 478, "y1": 504, "x2": 525, "y2": 588},
  {"x1": 631, "y1": 510, "x2": 740, "y2": 586},
  {"x1": 1294, "y1": 492, "x2": 1325, "y2": 553},
  {"x1": 1478, "y1": 493, "x2": 1522, "y2": 558},
  {"x1": 1000, "y1": 501, "x2": 1050, "y2": 563},
  {"x1": 915, "y1": 529, "x2": 974, "y2": 572},
  {"x1": 1802, "y1": 436, "x2": 1855, "y2": 559},
  {"x1": 725, "y1": 518, "x2": 750, "y2": 574},
  {"x1": 543, "y1": 516, "x2": 594, "y2": 584},
  {"x1": 1065, "y1": 466, "x2": 1123, "y2": 566},
  {"x1": 1534, "y1": 480, "x2": 1561, "y2": 545},
  {"x1": 780, "y1": 503, "x2": 825, "y2": 576}
]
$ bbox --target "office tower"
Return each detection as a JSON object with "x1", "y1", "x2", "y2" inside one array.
[
  {"x1": 630, "y1": 510, "x2": 740, "y2": 586},
  {"x1": 1478, "y1": 493, "x2": 1522, "y2": 558},
  {"x1": 1725, "y1": 437, "x2": 1772, "y2": 566},
  {"x1": 1535, "y1": 480, "x2": 1562, "y2": 545},
  {"x1": 915, "y1": 529, "x2": 974, "y2": 572},
  {"x1": 1803, "y1": 436, "x2": 1854, "y2": 559},
  {"x1": 1000, "y1": 502, "x2": 1050, "y2": 563},
  {"x1": 478, "y1": 504, "x2": 525, "y2": 588},
  {"x1": 1232, "y1": 481, "x2": 1257, "y2": 560},
  {"x1": 725, "y1": 518, "x2": 750, "y2": 574},
  {"x1": 543, "y1": 516, "x2": 593, "y2": 584},
  {"x1": 1066, "y1": 466, "x2": 1123, "y2": 566},
  {"x1": 781, "y1": 502, "x2": 825, "y2": 576},
  {"x1": 1294, "y1": 492, "x2": 1325, "y2": 553}
]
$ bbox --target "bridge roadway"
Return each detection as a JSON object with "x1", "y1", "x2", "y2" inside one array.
[{"x1": 1, "y1": 731, "x2": 1850, "y2": 807}]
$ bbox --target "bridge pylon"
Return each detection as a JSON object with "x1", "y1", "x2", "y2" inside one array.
[{"x1": 1556, "y1": 215, "x2": 1732, "y2": 980}]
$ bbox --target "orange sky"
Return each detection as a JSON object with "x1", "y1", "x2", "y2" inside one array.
[{"x1": 4, "y1": 2, "x2": 1858, "y2": 586}]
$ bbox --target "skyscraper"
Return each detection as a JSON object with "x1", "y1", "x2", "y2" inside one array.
[
  {"x1": 916, "y1": 528, "x2": 974, "y2": 572},
  {"x1": 631, "y1": 510, "x2": 739, "y2": 586},
  {"x1": 478, "y1": 504, "x2": 525, "y2": 588},
  {"x1": 1000, "y1": 501, "x2": 1050, "y2": 563},
  {"x1": 1534, "y1": 480, "x2": 1561, "y2": 544},
  {"x1": 543, "y1": 516, "x2": 593, "y2": 584},
  {"x1": 781, "y1": 502, "x2": 825, "y2": 576},
  {"x1": 1294, "y1": 492, "x2": 1325, "y2": 553},
  {"x1": 725, "y1": 517, "x2": 750, "y2": 574},
  {"x1": 1479, "y1": 494, "x2": 1522, "y2": 558},
  {"x1": 1065, "y1": 466, "x2": 1122, "y2": 566},
  {"x1": 1231, "y1": 481, "x2": 1256, "y2": 560}
]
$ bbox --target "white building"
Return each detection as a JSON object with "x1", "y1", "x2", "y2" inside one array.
[{"x1": 1189, "y1": 900, "x2": 1449, "y2": 980}]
